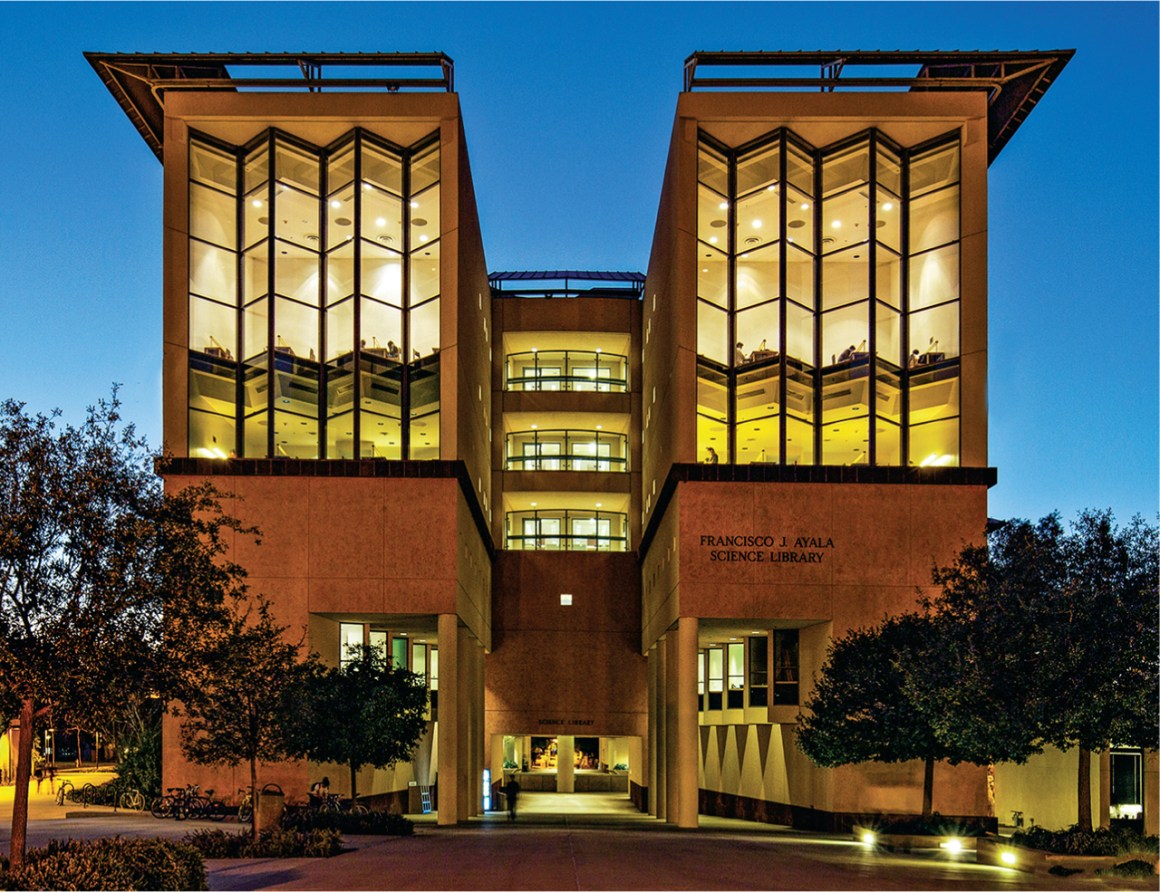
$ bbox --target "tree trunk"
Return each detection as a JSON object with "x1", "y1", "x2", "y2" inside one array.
[
  {"x1": 250, "y1": 757, "x2": 260, "y2": 844},
  {"x1": 10, "y1": 697, "x2": 35, "y2": 868},
  {"x1": 349, "y1": 762, "x2": 358, "y2": 803},
  {"x1": 1077, "y1": 747, "x2": 1093, "y2": 832},
  {"x1": 922, "y1": 755, "x2": 935, "y2": 818}
]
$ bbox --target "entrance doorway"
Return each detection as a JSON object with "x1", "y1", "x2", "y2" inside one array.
[
  {"x1": 492, "y1": 734, "x2": 642, "y2": 816},
  {"x1": 1110, "y1": 748, "x2": 1144, "y2": 830}
]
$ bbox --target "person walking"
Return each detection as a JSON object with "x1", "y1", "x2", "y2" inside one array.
[{"x1": 503, "y1": 776, "x2": 520, "y2": 822}]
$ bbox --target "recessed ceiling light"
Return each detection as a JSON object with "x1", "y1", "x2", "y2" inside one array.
[
  {"x1": 410, "y1": 200, "x2": 419, "y2": 208},
  {"x1": 419, "y1": 234, "x2": 429, "y2": 242},
  {"x1": 595, "y1": 424, "x2": 602, "y2": 430},
  {"x1": 752, "y1": 219, "x2": 762, "y2": 229},
  {"x1": 595, "y1": 502, "x2": 603, "y2": 508},
  {"x1": 832, "y1": 220, "x2": 842, "y2": 229},
  {"x1": 718, "y1": 201, "x2": 728, "y2": 210},
  {"x1": 882, "y1": 202, "x2": 894, "y2": 212},
  {"x1": 251, "y1": 199, "x2": 263, "y2": 208},
  {"x1": 531, "y1": 424, "x2": 537, "y2": 429},
  {"x1": 800, "y1": 202, "x2": 810, "y2": 211},
  {"x1": 376, "y1": 217, "x2": 386, "y2": 227},
  {"x1": 330, "y1": 199, "x2": 342, "y2": 209},
  {"x1": 709, "y1": 236, "x2": 718, "y2": 244},
  {"x1": 766, "y1": 184, "x2": 777, "y2": 192}
]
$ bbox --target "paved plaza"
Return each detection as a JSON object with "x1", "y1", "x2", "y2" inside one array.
[{"x1": 0, "y1": 778, "x2": 1152, "y2": 890}]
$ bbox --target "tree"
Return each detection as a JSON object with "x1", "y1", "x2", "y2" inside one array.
[
  {"x1": 283, "y1": 644, "x2": 429, "y2": 802},
  {"x1": 798, "y1": 613, "x2": 970, "y2": 817},
  {"x1": 0, "y1": 393, "x2": 248, "y2": 866},
  {"x1": 176, "y1": 596, "x2": 307, "y2": 842},
  {"x1": 926, "y1": 511, "x2": 1158, "y2": 831}
]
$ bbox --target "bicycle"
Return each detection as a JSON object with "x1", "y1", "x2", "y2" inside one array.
[
  {"x1": 55, "y1": 780, "x2": 75, "y2": 807},
  {"x1": 236, "y1": 786, "x2": 254, "y2": 824},
  {"x1": 119, "y1": 788, "x2": 146, "y2": 811}
]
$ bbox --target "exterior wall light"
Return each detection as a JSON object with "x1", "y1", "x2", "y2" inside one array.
[
  {"x1": 860, "y1": 831, "x2": 876, "y2": 846},
  {"x1": 560, "y1": 594, "x2": 573, "y2": 606},
  {"x1": 1000, "y1": 850, "x2": 1017, "y2": 866},
  {"x1": 941, "y1": 838, "x2": 964, "y2": 854}
]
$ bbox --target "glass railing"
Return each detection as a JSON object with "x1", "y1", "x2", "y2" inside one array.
[
  {"x1": 505, "y1": 429, "x2": 628, "y2": 472},
  {"x1": 504, "y1": 350, "x2": 628, "y2": 392},
  {"x1": 505, "y1": 510, "x2": 629, "y2": 552}
]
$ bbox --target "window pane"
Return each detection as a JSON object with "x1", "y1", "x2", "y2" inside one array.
[
  {"x1": 735, "y1": 244, "x2": 778, "y2": 310},
  {"x1": 876, "y1": 247, "x2": 901, "y2": 310},
  {"x1": 361, "y1": 186, "x2": 403, "y2": 252},
  {"x1": 361, "y1": 298, "x2": 403, "y2": 358},
  {"x1": 244, "y1": 145, "x2": 269, "y2": 195},
  {"x1": 785, "y1": 243, "x2": 814, "y2": 308},
  {"x1": 243, "y1": 298, "x2": 268, "y2": 361},
  {"x1": 698, "y1": 183, "x2": 729, "y2": 247},
  {"x1": 821, "y1": 248, "x2": 868, "y2": 311},
  {"x1": 876, "y1": 145, "x2": 902, "y2": 196},
  {"x1": 822, "y1": 188, "x2": 868, "y2": 255},
  {"x1": 361, "y1": 242, "x2": 403, "y2": 306},
  {"x1": 697, "y1": 301, "x2": 728, "y2": 364},
  {"x1": 327, "y1": 408, "x2": 355, "y2": 458},
  {"x1": 190, "y1": 296, "x2": 236, "y2": 358},
  {"x1": 785, "y1": 187, "x2": 815, "y2": 260},
  {"x1": 275, "y1": 141, "x2": 319, "y2": 194},
  {"x1": 821, "y1": 302, "x2": 868, "y2": 368},
  {"x1": 190, "y1": 141, "x2": 236, "y2": 192},
  {"x1": 909, "y1": 302, "x2": 959, "y2": 360},
  {"x1": 189, "y1": 408, "x2": 234, "y2": 459},
  {"x1": 877, "y1": 364, "x2": 903, "y2": 426},
  {"x1": 326, "y1": 241, "x2": 354, "y2": 305},
  {"x1": 909, "y1": 141, "x2": 960, "y2": 197},
  {"x1": 697, "y1": 245, "x2": 728, "y2": 308},
  {"x1": 786, "y1": 144, "x2": 813, "y2": 195},
  {"x1": 410, "y1": 183, "x2": 440, "y2": 248},
  {"x1": 737, "y1": 142, "x2": 778, "y2": 195},
  {"x1": 274, "y1": 408, "x2": 318, "y2": 459},
  {"x1": 698, "y1": 143, "x2": 728, "y2": 195},
  {"x1": 243, "y1": 186, "x2": 268, "y2": 251},
  {"x1": 363, "y1": 143, "x2": 403, "y2": 196},
  {"x1": 243, "y1": 242, "x2": 268, "y2": 304},
  {"x1": 909, "y1": 244, "x2": 959, "y2": 311},
  {"x1": 326, "y1": 297, "x2": 354, "y2": 362},
  {"x1": 773, "y1": 630, "x2": 799, "y2": 705},
  {"x1": 876, "y1": 188, "x2": 902, "y2": 254},
  {"x1": 785, "y1": 300, "x2": 814, "y2": 367},
  {"x1": 822, "y1": 141, "x2": 869, "y2": 197},
  {"x1": 707, "y1": 648, "x2": 724, "y2": 692},
  {"x1": 876, "y1": 417, "x2": 900, "y2": 465},
  {"x1": 736, "y1": 301, "x2": 778, "y2": 364},
  {"x1": 243, "y1": 403, "x2": 267, "y2": 458},
  {"x1": 737, "y1": 417, "x2": 778, "y2": 463},
  {"x1": 875, "y1": 302, "x2": 901, "y2": 364},
  {"x1": 274, "y1": 297, "x2": 318, "y2": 360},
  {"x1": 735, "y1": 361, "x2": 779, "y2": 423},
  {"x1": 909, "y1": 361, "x2": 960, "y2": 425},
  {"x1": 326, "y1": 182, "x2": 356, "y2": 250},
  {"x1": 910, "y1": 185, "x2": 959, "y2": 253},
  {"x1": 328, "y1": 143, "x2": 355, "y2": 195},
  {"x1": 736, "y1": 188, "x2": 778, "y2": 251},
  {"x1": 190, "y1": 183, "x2": 236, "y2": 250},
  {"x1": 339, "y1": 623, "x2": 363, "y2": 665},
  {"x1": 274, "y1": 186, "x2": 320, "y2": 250},
  {"x1": 409, "y1": 140, "x2": 440, "y2": 193},
  {"x1": 410, "y1": 239, "x2": 441, "y2": 305},
  {"x1": 274, "y1": 242, "x2": 320, "y2": 306},
  {"x1": 785, "y1": 415, "x2": 814, "y2": 465},
  {"x1": 910, "y1": 417, "x2": 959, "y2": 467},
  {"x1": 409, "y1": 297, "x2": 440, "y2": 358},
  {"x1": 190, "y1": 240, "x2": 237, "y2": 305},
  {"x1": 822, "y1": 415, "x2": 868, "y2": 465}
]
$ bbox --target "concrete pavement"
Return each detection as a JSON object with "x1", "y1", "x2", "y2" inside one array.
[{"x1": 0, "y1": 784, "x2": 1153, "y2": 890}]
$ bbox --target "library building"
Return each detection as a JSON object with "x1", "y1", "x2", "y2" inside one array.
[{"x1": 87, "y1": 48, "x2": 1155, "y2": 833}]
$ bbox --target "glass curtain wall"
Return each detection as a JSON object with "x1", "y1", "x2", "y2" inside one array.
[
  {"x1": 187, "y1": 129, "x2": 441, "y2": 459},
  {"x1": 694, "y1": 129, "x2": 961, "y2": 467}
]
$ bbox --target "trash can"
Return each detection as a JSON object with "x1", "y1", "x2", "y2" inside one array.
[{"x1": 256, "y1": 785, "x2": 285, "y2": 831}]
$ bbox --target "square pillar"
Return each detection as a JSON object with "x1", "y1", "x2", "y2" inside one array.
[
  {"x1": 652, "y1": 639, "x2": 667, "y2": 819},
  {"x1": 436, "y1": 613, "x2": 460, "y2": 825},
  {"x1": 1145, "y1": 750, "x2": 1159, "y2": 838},
  {"x1": 557, "y1": 736, "x2": 575, "y2": 793},
  {"x1": 664, "y1": 617, "x2": 699, "y2": 828}
]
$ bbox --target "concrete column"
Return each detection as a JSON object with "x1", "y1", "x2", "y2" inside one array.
[
  {"x1": 1145, "y1": 750, "x2": 1159, "y2": 837},
  {"x1": 647, "y1": 644, "x2": 658, "y2": 816},
  {"x1": 557, "y1": 736, "x2": 575, "y2": 793},
  {"x1": 664, "y1": 618, "x2": 698, "y2": 828},
  {"x1": 1098, "y1": 751, "x2": 1111, "y2": 830},
  {"x1": 654, "y1": 638, "x2": 667, "y2": 819},
  {"x1": 436, "y1": 613, "x2": 459, "y2": 825},
  {"x1": 456, "y1": 623, "x2": 472, "y2": 821}
]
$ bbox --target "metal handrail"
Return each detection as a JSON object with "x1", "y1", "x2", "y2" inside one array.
[
  {"x1": 505, "y1": 429, "x2": 628, "y2": 472},
  {"x1": 504, "y1": 350, "x2": 629, "y2": 392},
  {"x1": 505, "y1": 509, "x2": 629, "y2": 552}
]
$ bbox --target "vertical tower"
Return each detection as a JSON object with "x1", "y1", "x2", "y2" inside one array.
[
  {"x1": 89, "y1": 53, "x2": 494, "y2": 822},
  {"x1": 640, "y1": 51, "x2": 1071, "y2": 828}
]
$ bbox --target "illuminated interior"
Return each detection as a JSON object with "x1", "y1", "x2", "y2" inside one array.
[
  {"x1": 188, "y1": 130, "x2": 442, "y2": 459},
  {"x1": 695, "y1": 129, "x2": 961, "y2": 467}
]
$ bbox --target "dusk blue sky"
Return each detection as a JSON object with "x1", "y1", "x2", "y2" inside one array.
[{"x1": 0, "y1": 2, "x2": 1155, "y2": 525}]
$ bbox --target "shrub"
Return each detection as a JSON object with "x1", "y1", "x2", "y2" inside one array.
[
  {"x1": 1011, "y1": 825, "x2": 1159, "y2": 857},
  {"x1": 0, "y1": 837, "x2": 206, "y2": 891},
  {"x1": 117, "y1": 725, "x2": 162, "y2": 799},
  {"x1": 281, "y1": 808, "x2": 413, "y2": 836},
  {"x1": 183, "y1": 828, "x2": 344, "y2": 859},
  {"x1": 1098, "y1": 859, "x2": 1156, "y2": 879}
]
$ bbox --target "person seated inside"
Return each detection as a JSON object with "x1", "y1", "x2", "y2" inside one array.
[
  {"x1": 386, "y1": 340, "x2": 400, "y2": 360},
  {"x1": 705, "y1": 446, "x2": 719, "y2": 464},
  {"x1": 838, "y1": 344, "x2": 857, "y2": 362},
  {"x1": 909, "y1": 348, "x2": 922, "y2": 368},
  {"x1": 734, "y1": 342, "x2": 748, "y2": 365}
]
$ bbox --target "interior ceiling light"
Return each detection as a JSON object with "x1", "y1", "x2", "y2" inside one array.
[
  {"x1": 882, "y1": 202, "x2": 894, "y2": 211},
  {"x1": 709, "y1": 236, "x2": 718, "y2": 244},
  {"x1": 832, "y1": 220, "x2": 842, "y2": 229},
  {"x1": 766, "y1": 184, "x2": 777, "y2": 192},
  {"x1": 330, "y1": 199, "x2": 342, "y2": 209},
  {"x1": 410, "y1": 200, "x2": 419, "y2": 208},
  {"x1": 718, "y1": 201, "x2": 728, "y2": 210},
  {"x1": 800, "y1": 202, "x2": 810, "y2": 210},
  {"x1": 752, "y1": 219, "x2": 762, "y2": 229},
  {"x1": 251, "y1": 199, "x2": 263, "y2": 208},
  {"x1": 376, "y1": 217, "x2": 387, "y2": 227}
]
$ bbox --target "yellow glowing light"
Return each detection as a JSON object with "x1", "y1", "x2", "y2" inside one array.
[
  {"x1": 860, "y1": 831, "x2": 876, "y2": 846},
  {"x1": 410, "y1": 200, "x2": 420, "y2": 208},
  {"x1": 800, "y1": 201, "x2": 810, "y2": 211},
  {"x1": 752, "y1": 219, "x2": 763, "y2": 229},
  {"x1": 883, "y1": 201, "x2": 894, "y2": 212},
  {"x1": 251, "y1": 199, "x2": 263, "y2": 208},
  {"x1": 831, "y1": 220, "x2": 842, "y2": 229},
  {"x1": 595, "y1": 348, "x2": 602, "y2": 353},
  {"x1": 330, "y1": 199, "x2": 342, "y2": 209},
  {"x1": 530, "y1": 424, "x2": 538, "y2": 430},
  {"x1": 942, "y1": 838, "x2": 963, "y2": 854},
  {"x1": 1000, "y1": 851, "x2": 1017, "y2": 866},
  {"x1": 375, "y1": 217, "x2": 387, "y2": 227},
  {"x1": 709, "y1": 236, "x2": 718, "y2": 244},
  {"x1": 718, "y1": 201, "x2": 728, "y2": 210},
  {"x1": 419, "y1": 234, "x2": 429, "y2": 242},
  {"x1": 766, "y1": 184, "x2": 777, "y2": 192}
]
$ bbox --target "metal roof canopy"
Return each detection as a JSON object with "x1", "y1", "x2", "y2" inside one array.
[
  {"x1": 683, "y1": 50, "x2": 1074, "y2": 163},
  {"x1": 489, "y1": 270, "x2": 646, "y2": 299},
  {"x1": 85, "y1": 52, "x2": 455, "y2": 161}
]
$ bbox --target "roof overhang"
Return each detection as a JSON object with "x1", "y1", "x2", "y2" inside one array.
[
  {"x1": 683, "y1": 50, "x2": 1074, "y2": 163},
  {"x1": 85, "y1": 52, "x2": 455, "y2": 162}
]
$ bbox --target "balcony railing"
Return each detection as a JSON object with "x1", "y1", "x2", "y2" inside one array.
[
  {"x1": 505, "y1": 350, "x2": 628, "y2": 392},
  {"x1": 505, "y1": 510, "x2": 629, "y2": 552},
  {"x1": 505, "y1": 429, "x2": 628, "y2": 472}
]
